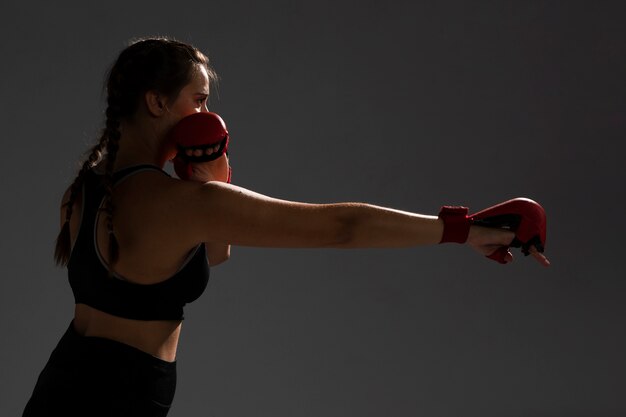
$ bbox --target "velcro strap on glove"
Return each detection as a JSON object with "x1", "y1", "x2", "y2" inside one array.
[{"x1": 438, "y1": 206, "x2": 471, "y2": 243}]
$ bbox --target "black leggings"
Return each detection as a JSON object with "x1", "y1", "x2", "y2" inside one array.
[{"x1": 22, "y1": 321, "x2": 177, "y2": 417}]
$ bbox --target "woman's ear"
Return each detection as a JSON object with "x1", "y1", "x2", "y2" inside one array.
[{"x1": 145, "y1": 91, "x2": 168, "y2": 117}]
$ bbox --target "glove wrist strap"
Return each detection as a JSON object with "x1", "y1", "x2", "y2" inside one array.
[{"x1": 438, "y1": 206, "x2": 470, "y2": 244}]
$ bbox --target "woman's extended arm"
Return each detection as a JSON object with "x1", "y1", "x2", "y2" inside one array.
[
  {"x1": 159, "y1": 150, "x2": 548, "y2": 264},
  {"x1": 170, "y1": 180, "x2": 442, "y2": 248},
  {"x1": 168, "y1": 180, "x2": 528, "y2": 263}
]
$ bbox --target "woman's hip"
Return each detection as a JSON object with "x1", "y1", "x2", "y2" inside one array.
[{"x1": 22, "y1": 320, "x2": 177, "y2": 417}]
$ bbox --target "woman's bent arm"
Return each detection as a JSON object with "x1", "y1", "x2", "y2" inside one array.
[{"x1": 205, "y1": 243, "x2": 230, "y2": 266}]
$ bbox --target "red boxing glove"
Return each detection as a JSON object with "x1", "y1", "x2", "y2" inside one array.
[
  {"x1": 167, "y1": 112, "x2": 231, "y2": 182},
  {"x1": 438, "y1": 198, "x2": 547, "y2": 264}
]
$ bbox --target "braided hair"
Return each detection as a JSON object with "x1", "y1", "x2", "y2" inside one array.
[{"x1": 54, "y1": 36, "x2": 218, "y2": 272}]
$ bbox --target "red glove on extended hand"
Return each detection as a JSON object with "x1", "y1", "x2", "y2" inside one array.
[
  {"x1": 167, "y1": 112, "x2": 231, "y2": 182},
  {"x1": 438, "y1": 198, "x2": 547, "y2": 264}
]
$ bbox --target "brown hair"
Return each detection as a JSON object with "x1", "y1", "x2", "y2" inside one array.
[{"x1": 54, "y1": 36, "x2": 218, "y2": 271}]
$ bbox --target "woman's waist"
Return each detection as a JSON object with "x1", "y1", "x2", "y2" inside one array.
[{"x1": 73, "y1": 303, "x2": 181, "y2": 362}]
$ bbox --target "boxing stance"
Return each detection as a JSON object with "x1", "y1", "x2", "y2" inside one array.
[{"x1": 23, "y1": 36, "x2": 549, "y2": 417}]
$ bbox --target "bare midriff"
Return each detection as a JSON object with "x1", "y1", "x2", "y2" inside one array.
[{"x1": 73, "y1": 303, "x2": 181, "y2": 362}]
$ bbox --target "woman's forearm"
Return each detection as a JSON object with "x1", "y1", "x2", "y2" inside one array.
[{"x1": 330, "y1": 203, "x2": 444, "y2": 248}]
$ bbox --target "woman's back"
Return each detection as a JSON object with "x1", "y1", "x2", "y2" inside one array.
[{"x1": 66, "y1": 164, "x2": 210, "y2": 361}]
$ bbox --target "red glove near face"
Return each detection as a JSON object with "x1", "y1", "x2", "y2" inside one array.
[
  {"x1": 167, "y1": 112, "x2": 231, "y2": 182},
  {"x1": 438, "y1": 198, "x2": 547, "y2": 264}
]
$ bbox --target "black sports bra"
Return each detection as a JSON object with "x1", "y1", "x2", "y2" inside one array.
[{"x1": 67, "y1": 165, "x2": 210, "y2": 321}]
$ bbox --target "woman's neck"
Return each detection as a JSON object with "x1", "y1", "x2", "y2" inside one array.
[{"x1": 113, "y1": 122, "x2": 166, "y2": 170}]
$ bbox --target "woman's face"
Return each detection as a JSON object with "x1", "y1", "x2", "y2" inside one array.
[
  {"x1": 166, "y1": 64, "x2": 212, "y2": 122},
  {"x1": 162, "y1": 64, "x2": 229, "y2": 181},
  {"x1": 156, "y1": 64, "x2": 212, "y2": 161}
]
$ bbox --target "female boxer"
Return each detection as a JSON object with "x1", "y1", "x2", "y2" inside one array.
[{"x1": 22, "y1": 36, "x2": 549, "y2": 417}]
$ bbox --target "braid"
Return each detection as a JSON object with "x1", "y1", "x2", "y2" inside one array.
[
  {"x1": 54, "y1": 135, "x2": 109, "y2": 266},
  {"x1": 102, "y1": 106, "x2": 122, "y2": 274}
]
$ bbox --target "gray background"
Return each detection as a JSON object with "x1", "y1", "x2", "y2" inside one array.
[{"x1": 1, "y1": 1, "x2": 625, "y2": 416}]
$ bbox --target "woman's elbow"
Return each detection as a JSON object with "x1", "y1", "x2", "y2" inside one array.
[{"x1": 206, "y1": 244, "x2": 231, "y2": 266}]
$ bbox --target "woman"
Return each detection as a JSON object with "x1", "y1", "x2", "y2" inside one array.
[{"x1": 23, "y1": 36, "x2": 549, "y2": 417}]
